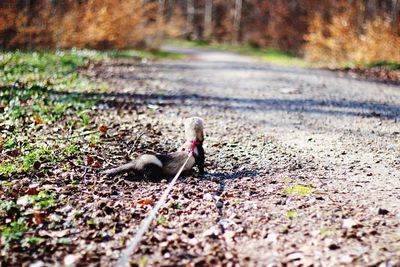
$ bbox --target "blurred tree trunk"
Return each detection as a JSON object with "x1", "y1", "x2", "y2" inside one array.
[
  {"x1": 154, "y1": 0, "x2": 165, "y2": 48},
  {"x1": 24, "y1": 0, "x2": 32, "y2": 49},
  {"x1": 232, "y1": 0, "x2": 242, "y2": 43},
  {"x1": 204, "y1": 0, "x2": 213, "y2": 40},
  {"x1": 165, "y1": 0, "x2": 174, "y2": 22},
  {"x1": 366, "y1": 0, "x2": 378, "y2": 19},
  {"x1": 186, "y1": 0, "x2": 194, "y2": 39},
  {"x1": 393, "y1": 0, "x2": 399, "y2": 33}
]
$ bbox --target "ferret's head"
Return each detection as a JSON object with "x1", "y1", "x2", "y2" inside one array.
[{"x1": 184, "y1": 117, "x2": 204, "y2": 142}]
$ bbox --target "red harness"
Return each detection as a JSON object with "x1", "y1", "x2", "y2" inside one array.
[{"x1": 189, "y1": 140, "x2": 201, "y2": 153}]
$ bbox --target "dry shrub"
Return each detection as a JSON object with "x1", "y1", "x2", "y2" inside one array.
[
  {"x1": 263, "y1": 1, "x2": 308, "y2": 53},
  {"x1": 354, "y1": 17, "x2": 400, "y2": 63},
  {"x1": 305, "y1": 10, "x2": 400, "y2": 65},
  {"x1": 59, "y1": 0, "x2": 156, "y2": 49},
  {"x1": 0, "y1": 0, "x2": 183, "y2": 50}
]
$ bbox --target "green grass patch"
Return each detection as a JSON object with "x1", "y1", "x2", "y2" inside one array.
[
  {"x1": 22, "y1": 236, "x2": 46, "y2": 246},
  {"x1": 139, "y1": 256, "x2": 148, "y2": 267},
  {"x1": 17, "y1": 191, "x2": 55, "y2": 209},
  {"x1": 63, "y1": 143, "x2": 81, "y2": 157},
  {"x1": 22, "y1": 146, "x2": 55, "y2": 170},
  {"x1": 365, "y1": 61, "x2": 400, "y2": 70},
  {"x1": 0, "y1": 200, "x2": 20, "y2": 215},
  {"x1": 283, "y1": 184, "x2": 313, "y2": 196},
  {"x1": 281, "y1": 177, "x2": 292, "y2": 184},
  {"x1": 166, "y1": 39, "x2": 308, "y2": 67},
  {"x1": 0, "y1": 50, "x2": 105, "y2": 177},
  {"x1": 1, "y1": 85, "x2": 96, "y2": 127},
  {"x1": 106, "y1": 49, "x2": 184, "y2": 60},
  {"x1": 0, "y1": 51, "x2": 107, "y2": 92},
  {"x1": 0, "y1": 143, "x2": 60, "y2": 176},
  {"x1": 0, "y1": 181, "x2": 14, "y2": 195},
  {"x1": 86, "y1": 133, "x2": 101, "y2": 145},
  {"x1": 0, "y1": 218, "x2": 28, "y2": 244},
  {"x1": 286, "y1": 210, "x2": 298, "y2": 219},
  {"x1": 57, "y1": 237, "x2": 71, "y2": 245},
  {"x1": 339, "y1": 60, "x2": 400, "y2": 70},
  {"x1": 319, "y1": 229, "x2": 335, "y2": 236},
  {"x1": 0, "y1": 164, "x2": 18, "y2": 177},
  {"x1": 0, "y1": 48, "x2": 182, "y2": 95},
  {"x1": 156, "y1": 216, "x2": 168, "y2": 226},
  {"x1": 173, "y1": 202, "x2": 182, "y2": 209}
]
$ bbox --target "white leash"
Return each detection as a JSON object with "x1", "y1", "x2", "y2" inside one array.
[{"x1": 115, "y1": 153, "x2": 192, "y2": 267}]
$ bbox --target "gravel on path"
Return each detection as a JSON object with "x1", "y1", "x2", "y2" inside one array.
[{"x1": 80, "y1": 46, "x2": 400, "y2": 266}]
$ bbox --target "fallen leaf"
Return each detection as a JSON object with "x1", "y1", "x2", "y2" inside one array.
[
  {"x1": 92, "y1": 160, "x2": 102, "y2": 168},
  {"x1": 99, "y1": 125, "x2": 108, "y2": 134},
  {"x1": 224, "y1": 192, "x2": 235, "y2": 198},
  {"x1": 34, "y1": 210, "x2": 44, "y2": 224},
  {"x1": 87, "y1": 156, "x2": 94, "y2": 166},
  {"x1": 34, "y1": 117, "x2": 42, "y2": 124},
  {"x1": 137, "y1": 197, "x2": 153, "y2": 207},
  {"x1": 8, "y1": 148, "x2": 20, "y2": 157},
  {"x1": 39, "y1": 229, "x2": 70, "y2": 238},
  {"x1": 342, "y1": 218, "x2": 362, "y2": 229},
  {"x1": 25, "y1": 183, "x2": 39, "y2": 195},
  {"x1": 33, "y1": 161, "x2": 41, "y2": 170}
]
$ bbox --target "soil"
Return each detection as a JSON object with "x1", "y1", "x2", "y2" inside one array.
[{"x1": 12, "y1": 47, "x2": 400, "y2": 266}]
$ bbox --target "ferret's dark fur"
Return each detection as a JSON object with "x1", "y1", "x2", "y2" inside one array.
[{"x1": 102, "y1": 117, "x2": 205, "y2": 181}]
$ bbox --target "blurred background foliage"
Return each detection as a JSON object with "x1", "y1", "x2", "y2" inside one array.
[{"x1": 0, "y1": 0, "x2": 399, "y2": 66}]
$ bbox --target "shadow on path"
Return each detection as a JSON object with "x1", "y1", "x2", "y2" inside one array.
[
  {"x1": 4, "y1": 86, "x2": 399, "y2": 120},
  {"x1": 78, "y1": 90, "x2": 400, "y2": 120}
]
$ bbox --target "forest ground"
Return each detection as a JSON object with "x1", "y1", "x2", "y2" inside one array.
[{"x1": 1, "y1": 47, "x2": 400, "y2": 266}]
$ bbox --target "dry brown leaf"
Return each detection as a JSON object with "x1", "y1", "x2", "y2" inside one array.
[
  {"x1": 99, "y1": 125, "x2": 108, "y2": 134},
  {"x1": 8, "y1": 148, "x2": 20, "y2": 157},
  {"x1": 87, "y1": 156, "x2": 94, "y2": 166},
  {"x1": 34, "y1": 210, "x2": 44, "y2": 224},
  {"x1": 39, "y1": 229, "x2": 70, "y2": 238},
  {"x1": 34, "y1": 117, "x2": 42, "y2": 124},
  {"x1": 25, "y1": 183, "x2": 39, "y2": 195},
  {"x1": 92, "y1": 160, "x2": 102, "y2": 168},
  {"x1": 137, "y1": 197, "x2": 153, "y2": 207}
]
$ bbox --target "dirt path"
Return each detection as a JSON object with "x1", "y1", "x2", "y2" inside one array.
[{"x1": 81, "y1": 47, "x2": 400, "y2": 266}]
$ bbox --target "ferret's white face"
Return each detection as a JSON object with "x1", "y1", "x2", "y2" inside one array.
[{"x1": 184, "y1": 117, "x2": 204, "y2": 142}]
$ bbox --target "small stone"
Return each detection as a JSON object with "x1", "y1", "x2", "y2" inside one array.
[
  {"x1": 328, "y1": 244, "x2": 340, "y2": 250},
  {"x1": 216, "y1": 201, "x2": 223, "y2": 208},
  {"x1": 29, "y1": 261, "x2": 45, "y2": 267},
  {"x1": 286, "y1": 251, "x2": 303, "y2": 261},
  {"x1": 378, "y1": 208, "x2": 389, "y2": 215},
  {"x1": 342, "y1": 218, "x2": 361, "y2": 229},
  {"x1": 266, "y1": 232, "x2": 278, "y2": 243},
  {"x1": 64, "y1": 254, "x2": 78, "y2": 266},
  {"x1": 203, "y1": 193, "x2": 213, "y2": 201}
]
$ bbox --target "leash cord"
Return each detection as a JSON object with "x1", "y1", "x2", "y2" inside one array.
[{"x1": 115, "y1": 152, "x2": 192, "y2": 267}]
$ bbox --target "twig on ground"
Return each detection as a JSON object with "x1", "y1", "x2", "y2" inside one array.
[
  {"x1": 128, "y1": 131, "x2": 147, "y2": 155},
  {"x1": 57, "y1": 130, "x2": 99, "y2": 140},
  {"x1": 80, "y1": 167, "x2": 89, "y2": 179},
  {"x1": 32, "y1": 130, "x2": 99, "y2": 141}
]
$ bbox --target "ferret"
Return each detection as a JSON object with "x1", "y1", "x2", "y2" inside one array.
[{"x1": 102, "y1": 117, "x2": 205, "y2": 181}]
